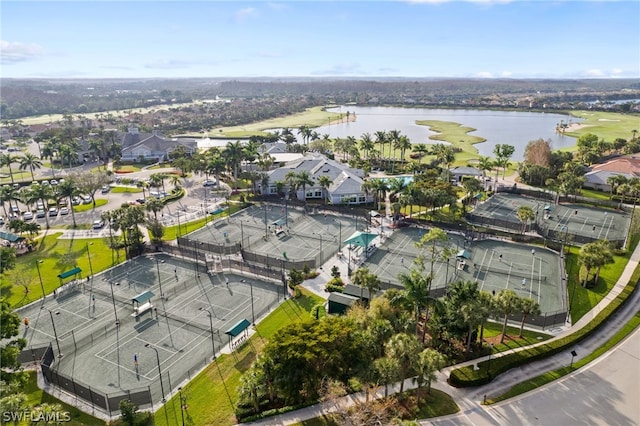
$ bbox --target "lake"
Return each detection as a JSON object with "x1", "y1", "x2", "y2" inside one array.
[
  {"x1": 320, "y1": 106, "x2": 581, "y2": 161},
  {"x1": 197, "y1": 106, "x2": 582, "y2": 161}
]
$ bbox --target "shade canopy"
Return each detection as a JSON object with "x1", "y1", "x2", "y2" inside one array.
[
  {"x1": 57, "y1": 267, "x2": 82, "y2": 279},
  {"x1": 0, "y1": 231, "x2": 24, "y2": 242},
  {"x1": 132, "y1": 290, "x2": 155, "y2": 305},
  {"x1": 343, "y1": 231, "x2": 377, "y2": 248},
  {"x1": 225, "y1": 319, "x2": 251, "y2": 337},
  {"x1": 272, "y1": 218, "x2": 286, "y2": 226},
  {"x1": 456, "y1": 249, "x2": 472, "y2": 259}
]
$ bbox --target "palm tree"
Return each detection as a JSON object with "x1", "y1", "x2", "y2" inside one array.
[
  {"x1": 413, "y1": 348, "x2": 446, "y2": 405},
  {"x1": 361, "y1": 178, "x2": 387, "y2": 212},
  {"x1": 516, "y1": 206, "x2": 535, "y2": 234},
  {"x1": 431, "y1": 144, "x2": 455, "y2": 180},
  {"x1": 295, "y1": 170, "x2": 315, "y2": 205},
  {"x1": 352, "y1": 267, "x2": 381, "y2": 301},
  {"x1": 168, "y1": 174, "x2": 182, "y2": 191},
  {"x1": 494, "y1": 289, "x2": 521, "y2": 344},
  {"x1": 607, "y1": 174, "x2": 627, "y2": 199},
  {"x1": 359, "y1": 132, "x2": 374, "y2": 161},
  {"x1": 285, "y1": 171, "x2": 298, "y2": 200},
  {"x1": 476, "y1": 156, "x2": 495, "y2": 190},
  {"x1": 0, "y1": 153, "x2": 19, "y2": 184},
  {"x1": 374, "y1": 131, "x2": 387, "y2": 167},
  {"x1": 399, "y1": 269, "x2": 430, "y2": 338},
  {"x1": 223, "y1": 141, "x2": 245, "y2": 188},
  {"x1": 18, "y1": 153, "x2": 43, "y2": 181},
  {"x1": 518, "y1": 298, "x2": 541, "y2": 338},
  {"x1": 57, "y1": 180, "x2": 79, "y2": 227},
  {"x1": 412, "y1": 144, "x2": 429, "y2": 164},
  {"x1": 145, "y1": 197, "x2": 165, "y2": 220},
  {"x1": 385, "y1": 333, "x2": 421, "y2": 393},
  {"x1": 397, "y1": 135, "x2": 412, "y2": 164},
  {"x1": 373, "y1": 356, "x2": 400, "y2": 398},
  {"x1": 316, "y1": 175, "x2": 332, "y2": 205},
  {"x1": 27, "y1": 184, "x2": 53, "y2": 229}
]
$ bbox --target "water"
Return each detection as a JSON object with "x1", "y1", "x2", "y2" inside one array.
[
  {"x1": 320, "y1": 106, "x2": 581, "y2": 161},
  {"x1": 194, "y1": 106, "x2": 583, "y2": 161}
]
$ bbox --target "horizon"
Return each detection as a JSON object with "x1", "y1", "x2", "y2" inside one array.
[{"x1": 2, "y1": 0, "x2": 639, "y2": 80}]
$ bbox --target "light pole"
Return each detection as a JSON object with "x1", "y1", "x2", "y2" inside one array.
[
  {"x1": 177, "y1": 211, "x2": 181, "y2": 237},
  {"x1": 314, "y1": 233, "x2": 323, "y2": 263},
  {"x1": 155, "y1": 257, "x2": 164, "y2": 299},
  {"x1": 145, "y1": 343, "x2": 166, "y2": 402},
  {"x1": 109, "y1": 281, "x2": 119, "y2": 323},
  {"x1": 336, "y1": 220, "x2": 342, "y2": 251},
  {"x1": 199, "y1": 307, "x2": 217, "y2": 360},
  {"x1": 41, "y1": 306, "x2": 62, "y2": 358},
  {"x1": 249, "y1": 281, "x2": 255, "y2": 325},
  {"x1": 178, "y1": 387, "x2": 186, "y2": 426},
  {"x1": 86, "y1": 242, "x2": 94, "y2": 277},
  {"x1": 193, "y1": 240, "x2": 200, "y2": 277},
  {"x1": 35, "y1": 260, "x2": 45, "y2": 301},
  {"x1": 487, "y1": 343, "x2": 494, "y2": 379},
  {"x1": 240, "y1": 221, "x2": 244, "y2": 248}
]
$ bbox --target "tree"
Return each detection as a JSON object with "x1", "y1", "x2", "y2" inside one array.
[
  {"x1": 18, "y1": 153, "x2": 43, "y2": 181},
  {"x1": 516, "y1": 206, "x2": 535, "y2": 234},
  {"x1": 295, "y1": 170, "x2": 315, "y2": 205},
  {"x1": 119, "y1": 399, "x2": 138, "y2": 426},
  {"x1": 0, "y1": 298, "x2": 27, "y2": 389},
  {"x1": 0, "y1": 247, "x2": 17, "y2": 273},
  {"x1": 518, "y1": 298, "x2": 541, "y2": 338},
  {"x1": 493, "y1": 144, "x2": 515, "y2": 179},
  {"x1": 361, "y1": 179, "x2": 387, "y2": 212},
  {"x1": 413, "y1": 348, "x2": 446, "y2": 405},
  {"x1": 461, "y1": 178, "x2": 483, "y2": 211},
  {"x1": 524, "y1": 138, "x2": 552, "y2": 167},
  {"x1": 352, "y1": 267, "x2": 381, "y2": 302},
  {"x1": 0, "y1": 154, "x2": 19, "y2": 184},
  {"x1": 373, "y1": 356, "x2": 399, "y2": 397},
  {"x1": 57, "y1": 179, "x2": 80, "y2": 227},
  {"x1": 317, "y1": 175, "x2": 332, "y2": 205},
  {"x1": 72, "y1": 170, "x2": 110, "y2": 207},
  {"x1": 385, "y1": 333, "x2": 421, "y2": 393},
  {"x1": 493, "y1": 289, "x2": 521, "y2": 344}
]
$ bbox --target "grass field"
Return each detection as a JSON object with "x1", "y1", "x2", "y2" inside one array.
[
  {"x1": 72, "y1": 199, "x2": 108, "y2": 212},
  {"x1": 562, "y1": 111, "x2": 640, "y2": 143},
  {"x1": 1, "y1": 233, "x2": 125, "y2": 308},
  {"x1": 416, "y1": 119, "x2": 486, "y2": 163}
]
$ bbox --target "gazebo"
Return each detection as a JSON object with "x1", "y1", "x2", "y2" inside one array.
[{"x1": 343, "y1": 231, "x2": 378, "y2": 274}]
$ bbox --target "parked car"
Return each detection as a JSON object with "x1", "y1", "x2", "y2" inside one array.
[
  {"x1": 0, "y1": 217, "x2": 5, "y2": 225},
  {"x1": 35, "y1": 209, "x2": 46, "y2": 218},
  {"x1": 202, "y1": 179, "x2": 217, "y2": 187},
  {"x1": 48, "y1": 207, "x2": 58, "y2": 217},
  {"x1": 92, "y1": 220, "x2": 104, "y2": 229},
  {"x1": 82, "y1": 195, "x2": 92, "y2": 204},
  {"x1": 23, "y1": 211, "x2": 34, "y2": 220},
  {"x1": 101, "y1": 185, "x2": 110, "y2": 194},
  {"x1": 59, "y1": 207, "x2": 69, "y2": 215},
  {"x1": 50, "y1": 179, "x2": 58, "y2": 185},
  {"x1": 72, "y1": 196, "x2": 82, "y2": 206}
]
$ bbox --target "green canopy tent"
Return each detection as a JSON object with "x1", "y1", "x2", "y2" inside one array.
[{"x1": 343, "y1": 231, "x2": 377, "y2": 248}]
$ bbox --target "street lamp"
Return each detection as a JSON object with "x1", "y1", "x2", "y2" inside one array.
[
  {"x1": 176, "y1": 211, "x2": 182, "y2": 237},
  {"x1": 155, "y1": 257, "x2": 164, "y2": 299},
  {"x1": 336, "y1": 219, "x2": 342, "y2": 251},
  {"x1": 35, "y1": 260, "x2": 45, "y2": 301},
  {"x1": 193, "y1": 240, "x2": 200, "y2": 277},
  {"x1": 86, "y1": 242, "x2": 94, "y2": 277},
  {"x1": 199, "y1": 307, "x2": 217, "y2": 360},
  {"x1": 145, "y1": 343, "x2": 166, "y2": 402},
  {"x1": 40, "y1": 306, "x2": 62, "y2": 358},
  {"x1": 486, "y1": 343, "x2": 494, "y2": 379},
  {"x1": 313, "y1": 233, "x2": 323, "y2": 264},
  {"x1": 178, "y1": 387, "x2": 186, "y2": 426},
  {"x1": 109, "y1": 281, "x2": 119, "y2": 323}
]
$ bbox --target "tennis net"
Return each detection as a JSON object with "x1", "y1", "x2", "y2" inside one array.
[{"x1": 474, "y1": 264, "x2": 546, "y2": 281}]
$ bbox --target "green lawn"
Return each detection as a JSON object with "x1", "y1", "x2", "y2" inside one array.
[
  {"x1": 482, "y1": 322, "x2": 552, "y2": 353},
  {"x1": 566, "y1": 245, "x2": 632, "y2": 323},
  {"x1": 21, "y1": 371, "x2": 107, "y2": 426},
  {"x1": 153, "y1": 289, "x2": 324, "y2": 426},
  {"x1": 416, "y1": 119, "x2": 486, "y2": 163},
  {"x1": 1, "y1": 233, "x2": 126, "y2": 308},
  {"x1": 72, "y1": 199, "x2": 108, "y2": 213},
  {"x1": 562, "y1": 111, "x2": 640, "y2": 143},
  {"x1": 110, "y1": 186, "x2": 142, "y2": 194},
  {"x1": 113, "y1": 165, "x2": 142, "y2": 172}
]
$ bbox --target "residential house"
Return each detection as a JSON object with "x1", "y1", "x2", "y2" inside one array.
[
  {"x1": 449, "y1": 166, "x2": 483, "y2": 183},
  {"x1": 583, "y1": 155, "x2": 640, "y2": 192}
]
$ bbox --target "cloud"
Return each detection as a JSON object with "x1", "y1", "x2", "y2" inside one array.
[
  {"x1": 1, "y1": 40, "x2": 44, "y2": 64},
  {"x1": 584, "y1": 68, "x2": 605, "y2": 77},
  {"x1": 235, "y1": 7, "x2": 257, "y2": 22},
  {"x1": 500, "y1": 71, "x2": 513, "y2": 78},
  {"x1": 475, "y1": 71, "x2": 494, "y2": 78},
  {"x1": 267, "y1": 2, "x2": 287, "y2": 10}
]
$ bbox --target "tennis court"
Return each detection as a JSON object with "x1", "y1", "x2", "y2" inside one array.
[
  {"x1": 189, "y1": 203, "x2": 359, "y2": 263},
  {"x1": 18, "y1": 253, "x2": 281, "y2": 405},
  {"x1": 363, "y1": 228, "x2": 564, "y2": 315},
  {"x1": 471, "y1": 192, "x2": 630, "y2": 245}
]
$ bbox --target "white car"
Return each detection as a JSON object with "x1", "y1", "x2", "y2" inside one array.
[
  {"x1": 59, "y1": 207, "x2": 69, "y2": 215},
  {"x1": 92, "y1": 220, "x2": 104, "y2": 229},
  {"x1": 23, "y1": 211, "x2": 34, "y2": 220},
  {"x1": 35, "y1": 210, "x2": 46, "y2": 218},
  {"x1": 48, "y1": 207, "x2": 58, "y2": 217}
]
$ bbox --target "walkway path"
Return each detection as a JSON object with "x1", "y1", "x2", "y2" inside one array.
[{"x1": 249, "y1": 221, "x2": 640, "y2": 425}]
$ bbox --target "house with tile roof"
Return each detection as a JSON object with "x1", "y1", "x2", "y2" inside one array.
[
  {"x1": 583, "y1": 154, "x2": 640, "y2": 192},
  {"x1": 262, "y1": 154, "x2": 372, "y2": 205}
]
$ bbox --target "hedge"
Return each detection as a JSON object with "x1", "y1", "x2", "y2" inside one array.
[{"x1": 449, "y1": 264, "x2": 640, "y2": 387}]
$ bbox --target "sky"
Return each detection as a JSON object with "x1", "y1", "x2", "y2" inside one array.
[{"x1": 1, "y1": 0, "x2": 639, "y2": 79}]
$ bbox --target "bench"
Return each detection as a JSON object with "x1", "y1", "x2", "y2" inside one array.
[{"x1": 131, "y1": 302, "x2": 153, "y2": 317}]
